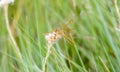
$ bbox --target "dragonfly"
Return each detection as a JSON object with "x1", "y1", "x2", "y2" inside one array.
[{"x1": 45, "y1": 18, "x2": 75, "y2": 45}]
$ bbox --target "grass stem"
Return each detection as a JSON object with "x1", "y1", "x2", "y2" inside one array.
[
  {"x1": 4, "y1": 5, "x2": 22, "y2": 60},
  {"x1": 42, "y1": 44, "x2": 52, "y2": 72}
]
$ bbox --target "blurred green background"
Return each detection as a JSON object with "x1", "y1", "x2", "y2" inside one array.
[{"x1": 0, "y1": 0, "x2": 120, "y2": 72}]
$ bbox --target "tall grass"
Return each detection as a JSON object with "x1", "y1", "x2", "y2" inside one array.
[{"x1": 0, "y1": 0, "x2": 120, "y2": 72}]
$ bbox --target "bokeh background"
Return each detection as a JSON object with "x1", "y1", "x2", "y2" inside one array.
[{"x1": 0, "y1": 0, "x2": 120, "y2": 72}]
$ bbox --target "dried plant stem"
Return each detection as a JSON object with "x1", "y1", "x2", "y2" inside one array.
[
  {"x1": 4, "y1": 5, "x2": 22, "y2": 59},
  {"x1": 42, "y1": 44, "x2": 52, "y2": 72},
  {"x1": 71, "y1": 0, "x2": 76, "y2": 10},
  {"x1": 114, "y1": 0, "x2": 120, "y2": 20},
  {"x1": 99, "y1": 56, "x2": 110, "y2": 72}
]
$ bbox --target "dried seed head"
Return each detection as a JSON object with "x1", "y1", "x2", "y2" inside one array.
[
  {"x1": 0, "y1": 0, "x2": 14, "y2": 7},
  {"x1": 45, "y1": 29, "x2": 62, "y2": 45}
]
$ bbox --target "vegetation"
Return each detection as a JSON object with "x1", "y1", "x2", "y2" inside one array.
[{"x1": 0, "y1": 0, "x2": 120, "y2": 72}]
